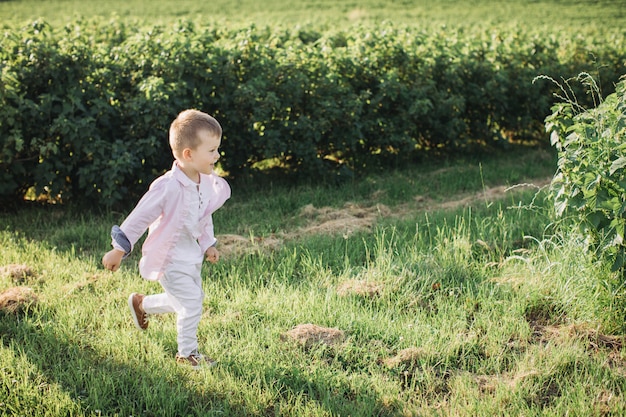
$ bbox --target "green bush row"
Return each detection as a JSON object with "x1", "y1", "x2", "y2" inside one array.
[{"x1": 1, "y1": 19, "x2": 624, "y2": 206}]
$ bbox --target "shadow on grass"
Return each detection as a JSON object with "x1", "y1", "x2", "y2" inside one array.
[
  {"x1": 0, "y1": 305, "x2": 252, "y2": 416},
  {"x1": 221, "y1": 357, "x2": 397, "y2": 417},
  {"x1": 1, "y1": 308, "x2": 397, "y2": 416}
]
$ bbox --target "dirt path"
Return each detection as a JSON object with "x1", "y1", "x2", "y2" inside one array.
[{"x1": 218, "y1": 177, "x2": 552, "y2": 257}]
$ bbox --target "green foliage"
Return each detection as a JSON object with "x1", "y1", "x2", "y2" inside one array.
[
  {"x1": 544, "y1": 74, "x2": 626, "y2": 271},
  {"x1": 1, "y1": 18, "x2": 625, "y2": 206}
]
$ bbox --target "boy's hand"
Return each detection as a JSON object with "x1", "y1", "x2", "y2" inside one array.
[
  {"x1": 205, "y1": 246, "x2": 220, "y2": 264},
  {"x1": 102, "y1": 249, "x2": 125, "y2": 272}
]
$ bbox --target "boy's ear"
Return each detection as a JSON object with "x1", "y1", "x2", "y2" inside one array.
[{"x1": 181, "y1": 148, "x2": 193, "y2": 160}]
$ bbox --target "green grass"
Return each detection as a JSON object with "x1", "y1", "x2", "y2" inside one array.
[
  {"x1": 2, "y1": 147, "x2": 626, "y2": 416},
  {"x1": 2, "y1": 0, "x2": 625, "y2": 31}
]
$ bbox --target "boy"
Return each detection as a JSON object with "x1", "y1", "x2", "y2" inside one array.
[{"x1": 102, "y1": 109, "x2": 230, "y2": 368}]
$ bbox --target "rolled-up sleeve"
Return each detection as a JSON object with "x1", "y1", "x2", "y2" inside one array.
[{"x1": 118, "y1": 179, "x2": 166, "y2": 248}]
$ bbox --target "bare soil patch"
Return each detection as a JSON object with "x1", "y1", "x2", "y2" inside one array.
[
  {"x1": 529, "y1": 322, "x2": 624, "y2": 352},
  {"x1": 281, "y1": 324, "x2": 345, "y2": 349},
  {"x1": 0, "y1": 286, "x2": 38, "y2": 314}
]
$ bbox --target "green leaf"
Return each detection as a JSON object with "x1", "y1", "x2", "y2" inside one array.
[
  {"x1": 609, "y1": 157, "x2": 626, "y2": 175},
  {"x1": 587, "y1": 210, "x2": 608, "y2": 229},
  {"x1": 611, "y1": 249, "x2": 625, "y2": 272}
]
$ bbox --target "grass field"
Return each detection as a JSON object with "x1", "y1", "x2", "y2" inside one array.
[
  {"x1": 1, "y1": 0, "x2": 625, "y2": 31},
  {"x1": 2, "y1": 0, "x2": 626, "y2": 415},
  {"x1": 2, "y1": 147, "x2": 626, "y2": 416}
]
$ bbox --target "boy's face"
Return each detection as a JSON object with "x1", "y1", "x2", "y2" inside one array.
[{"x1": 187, "y1": 130, "x2": 222, "y2": 176}]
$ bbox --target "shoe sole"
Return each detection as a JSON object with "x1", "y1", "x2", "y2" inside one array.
[
  {"x1": 187, "y1": 361, "x2": 217, "y2": 370},
  {"x1": 128, "y1": 293, "x2": 146, "y2": 331},
  {"x1": 176, "y1": 357, "x2": 217, "y2": 369}
]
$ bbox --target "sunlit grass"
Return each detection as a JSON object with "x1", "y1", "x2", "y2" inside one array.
[
  {"x1": 2, "y1": 149, "x2": 625, "y2": 416},
  {"x1": 1, "y1": 0, "x2": 623, "y2": 32}
]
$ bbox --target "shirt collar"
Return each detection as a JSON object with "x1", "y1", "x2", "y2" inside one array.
[{"x1": 171, "y1": 161, "x2": 198, "y2": 188}]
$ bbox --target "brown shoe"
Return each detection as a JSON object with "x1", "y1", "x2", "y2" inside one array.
[
  {"x1": 175, "y1": 350, "x2": 216, "y2": 369},
  {"x1": 128, "y1": 293, "x2": 148, "y2": 330}
]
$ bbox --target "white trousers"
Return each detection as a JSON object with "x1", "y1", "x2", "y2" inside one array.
[{"x1": 142, "y1": 262, "x2": 204, "y2": 357}]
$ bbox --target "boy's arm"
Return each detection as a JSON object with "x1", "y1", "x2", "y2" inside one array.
[
  {"x1": 198, "y1": 214, "x2": 216, "y2": 252},
  {"x1": 116, "y1": 183, "x2": 165, "y2": 247},
  {"x1": 198, "y1": 175, "x2": 231, "y2": 252},
  {"x1": 103, "y1": 180, "x2": 166, "y2": 269}
]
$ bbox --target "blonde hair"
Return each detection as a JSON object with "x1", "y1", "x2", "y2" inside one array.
[{"x1": 169, "y1": 109, "x2": 222, "y2": 157}]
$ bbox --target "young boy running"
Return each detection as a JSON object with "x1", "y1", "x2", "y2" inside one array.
[{"x1": 102, "y1": 109, "x2": 230, "y2": 368}]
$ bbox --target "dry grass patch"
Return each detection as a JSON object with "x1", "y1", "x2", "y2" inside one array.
[
  {"x1": 606, "y1": 350, "x2": 626, "y2": 378},
  {"x1": 217, "y1": 234, "x2": 283, "y2": 258},
  {"x1": 337, "y1": 279, "x2": 384, "y2": 297},
  {"x1": 594, "y1": 390, "x2": 624, "y2": 415},
  {"x1": 0, "y1": 286, "x2": 38, "y2": 314},
  {"x1": 281, "y1": 324, "x2": 345, "y2": 349},
  {"x1": 0, "y1": 264, "x2": 36, "y2": 284},
  {"x1": 472, "y1": 370, "x2": 540, "y2": 395},
  {"x1": 218, "y1": 203, "x2": 390, "y2": 257},
  {"x1": 217, "y1": 178, "x2": 551, "y2": 259},
  {"x1": 383, "y1": 347, "x2": 429, "y2": 369},
  {"x1": 525, "y1": 321, "x2": 624, "y2": 352},
  {"x1": 571, "y1": 325, "x2": 624, "y2": 351},
  {"x1": 297, "y1": 203, "x2": 391, "y2": 237}
]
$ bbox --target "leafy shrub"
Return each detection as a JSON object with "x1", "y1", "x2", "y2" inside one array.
[
  {"x1": 544, "y1": 74, "x2": 626, "y2": 271},
  {"x1": 1, "y1": 19, "x2": 625, "y2": 207}
]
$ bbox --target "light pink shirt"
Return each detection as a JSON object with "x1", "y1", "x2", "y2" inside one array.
[{"x1": 113, "y1": 161, "x2": 231, "y2": 281}]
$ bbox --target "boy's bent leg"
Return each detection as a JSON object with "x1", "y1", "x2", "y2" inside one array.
[
  {"x1": 128, "y1": 293, "x2": 174, "y2": 330},
  {"x1": 159, "y1": 263, "x2": 205, "y2": 357},
  {"x1": 142, "y1": 293, "x2": 176, "y2": 314}
]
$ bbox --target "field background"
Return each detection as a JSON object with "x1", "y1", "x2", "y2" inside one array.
[
  {"x1": 2, "y1": 0, "x2": 624, "y2": 30},
  {"x1": 2, "y1": 1, "x2": 626, "y2": 416}
]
